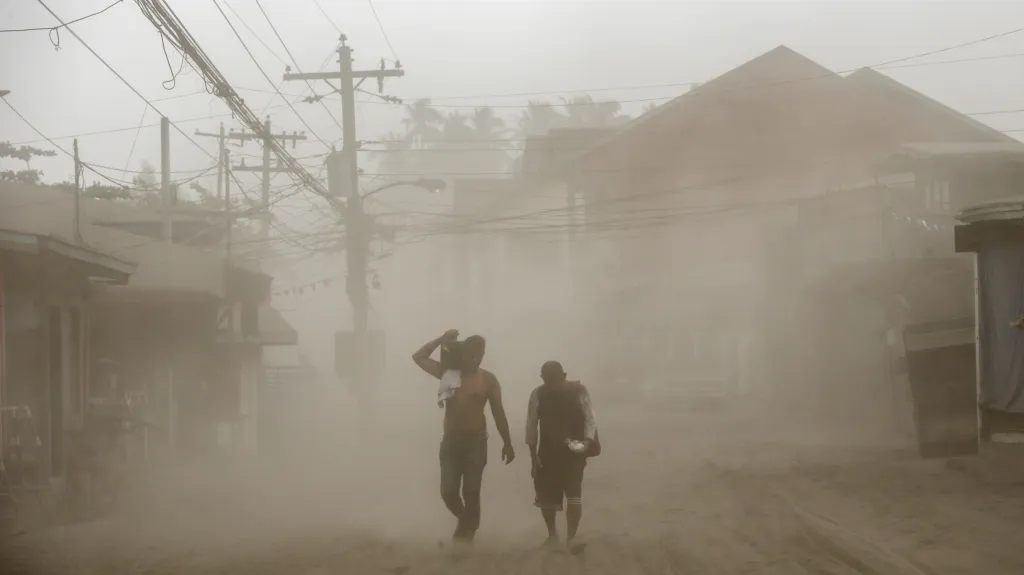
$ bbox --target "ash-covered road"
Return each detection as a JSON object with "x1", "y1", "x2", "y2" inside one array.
[{"x1": 4, "y1": 401, "x2": 1024, "y2": 575}]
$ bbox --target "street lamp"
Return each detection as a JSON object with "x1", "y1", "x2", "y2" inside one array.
[
  {"x1": 361, "y1": 178, "x2": 446, "y2": 201},
  {"x1": 0, "y1": 90, "x2": 10, "y2": 98}
]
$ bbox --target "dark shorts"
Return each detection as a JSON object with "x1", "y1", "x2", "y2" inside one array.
[{"x1": 534, "y1": 452, "x2": 585, "y2": 511}]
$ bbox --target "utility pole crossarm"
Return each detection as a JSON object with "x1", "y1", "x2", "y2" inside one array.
[
  {"x1": 198, "y1": 127, "x2": 307, "y2": 144},
  {"x1": 224, "y1": 131, "x2": 308, "y2": 143},
  {"x1": 231, "y1": 165, "x2": 299, "y2": 173},
  {"x1": 284, "y1": 69, "x2": 405, "y2": 82}
]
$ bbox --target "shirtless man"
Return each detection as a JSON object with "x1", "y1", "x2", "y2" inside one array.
[{"x1": 413, "y1": 329, "x2": 515, "y2": 543}]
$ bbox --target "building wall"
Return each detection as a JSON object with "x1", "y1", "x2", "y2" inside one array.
[{"x1": 0, "y1": 252, "x2": 93, "y2": 483}]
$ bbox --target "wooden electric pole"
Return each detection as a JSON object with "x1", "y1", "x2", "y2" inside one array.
[
  {"x1": 73, "y1": 139, "x2": 82, "y2": 244},
  {"x1": 195, "y1": 123, "x2": 226, "y2": 200},
  {"x1": 198, "y1": 121, "x2": 306, "y2": 238},
  {"x1": 160, "y1": 117, "x2": 172, "y2": 242},
  {"x1": 283, "y1": 34, "x2": 403, "y2": 398}
]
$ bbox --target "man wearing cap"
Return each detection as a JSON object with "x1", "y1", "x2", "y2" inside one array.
[{"x1": 525, "y1": 361, "x2": 599, "y2": 549}]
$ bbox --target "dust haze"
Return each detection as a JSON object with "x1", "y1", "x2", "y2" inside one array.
[{"x1": 4, "y1": 1, "x2": 1024, "y2": 574}]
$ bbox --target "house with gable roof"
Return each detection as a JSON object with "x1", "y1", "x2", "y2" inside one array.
[{"x1": 564, "y1": 45, "x2": 1016, "y2": 412}]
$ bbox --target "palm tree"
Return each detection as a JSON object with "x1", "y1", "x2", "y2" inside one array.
[
  {"x1": 469, "y1": 107, "x2": 507, "y2": 142},
  {"x1": 439, "y1": 111, "x2": 473, "y2": 142},
  {"x1": 517, "y1": 100, "x2": 567, "y2": 137},
  {"x1": 561, "y1": 95, "x2": 595, "y2": 128},
  {"x1": 588, "y1": 99, "x2": 626, "y2": 126},
  {"x1": 467, "y1": 107, "x2": 512, "y2": 173},
  {"x1": 401, "y1": 99, "x2": 444, "y2": 144},
  {"x1": 560, "y1": 95, "x2": 627, "y2": 128}
]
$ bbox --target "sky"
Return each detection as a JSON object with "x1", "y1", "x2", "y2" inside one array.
[
  {"x1": 6, "y1": 0, "x2": 1024, "y2": 187},
  {"x1": 6, "y1": 0, "x2": 1024, "y2": 365}
]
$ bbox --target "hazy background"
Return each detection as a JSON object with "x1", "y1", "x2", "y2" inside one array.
[
  {"x1": 6, "y1": 0, "x2": 1024, "y2": 375},
  {"x1": 5, "y1": 3, "x2": 1024, "y2": 573}
]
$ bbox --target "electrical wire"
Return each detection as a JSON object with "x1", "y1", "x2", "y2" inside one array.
[
  {"x1": 222, "y1": 0, "x2": 290, "y2": 68},
  {"x1": 367, "y1": 0, "x2": 399, "y2": 62},
  {"x1": 253, "y1": 0, "x2": 345, "y2": 133},
  {"x1": 120, "y1": 105, "x2": 148, "y2": 179},
  {"x1": 13, "y1": 40, "x2": 1024, "y2": 149},
  {"x1": 0, "y1": 0, "x2": 124, "y2": 33},
  {"x1": 3, "y1": 96, "x2": 139, "y2": 192},
  {"x1": 206, "y1": 0, "x2": 332, "y2": 148},
  {"x1": 130, "y1": 0, "x2": 333, "y2": 201},
  {"x1": 233, "y1": 50, "x2": 1024, "y2": 106},
  {"x1": 34, "y1": 0, "x2": 221, "y2": 165},
  {"x1": 12, "y1": 100, "x2": 1024, "y2": 150},
  {"x1": 17, "y1": 45, "x2": 1013, "y2": 129},
  {"x1": 311, "y1": 0, "x2": 343, "y2": 36}
]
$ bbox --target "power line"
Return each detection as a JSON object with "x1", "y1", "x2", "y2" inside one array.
[
  {"x1": 238, "y1": 51, "x2": 1024, "y2": 106},
  {"x1": 3, "y1": 96, "x2": 142, "y2": 192},
  {"x1": 9, "y1": 39, "x2": 1024, "y2": 149},
  {"x1": 131, "y1": 0, "x2": 332, "y2": 201},
  {"x1": 207, "y1": 0, "x2": 332, "y2": 148},
  {"x1": 120, "y1": 105, "x2": 148, "y2": 179},
  {"x1": 353, "y1": 51, "x2": 1024, "y2": 109},
  {"x1": 8, "y1": 46, "x2": 1011, "y2": 146},
  {"x1": 222, "y1": 0, "x2": 290, "y2": 68},
  {"x1": 21, "y1": 46, "x2": 1016, "y2": 123},
  {"x1": 367, "y1": 0, "x2": 399, "y2": 62},
  {"x1": 12, "y1": 94, "x2": 1024, "y2": 150},
  {"x1": 0, "y1": 0, "x2": 124, "y2": 33},
  {"x1": 311, "y1": 0, "x2": 343, "y2": 36},
  {"x1": 253, "y1": 0, "x2": 345, "y2": 132},
  {"x1": 34, "y1": 0, "x2": 220, "y2": 165}
]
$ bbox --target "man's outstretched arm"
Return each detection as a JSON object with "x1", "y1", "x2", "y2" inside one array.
[{"x1": 412, "y1": 330, "x2": 456, "y2": 379}]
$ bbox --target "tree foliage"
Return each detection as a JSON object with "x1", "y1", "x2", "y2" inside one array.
[
  {"x1": 371, "y1": 95, "x2": 631, "y2": 180},
  {"x1": 0, "y1": 141, "x2": 57, "y2": 185}
]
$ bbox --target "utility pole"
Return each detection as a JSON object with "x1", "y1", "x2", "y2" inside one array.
[
  {"x1": 283, "y1": 34, "x2": 403, "y2": 400},
  {"x1": 73, "y1": 139, "x2": 82, "y2": 244},
  {"x1": 225, "y1": 149, "x2": 233, "y2": 279},
  {"x1": 160, "y1": 117, "x2": 172, "y2": 242},
  {"x1": 223, "y1": 148, "x2": 235, "y2": 342},
  {"x1": 194, "y1": 123, "x2": 226, "y2": 200},
  {"x1": 201, "y1": 121, "x2": 306, "y2": 238}
]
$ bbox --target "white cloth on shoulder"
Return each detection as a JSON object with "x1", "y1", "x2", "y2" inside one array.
[{"x1": 437, "y1": 369, "x2": 462, "y2": 408}]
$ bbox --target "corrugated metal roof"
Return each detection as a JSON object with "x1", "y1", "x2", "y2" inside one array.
[
  {"x1": 898, "y1": 142, "x2": 1024, "y2": 159},
  {"x1": 571, "y1": 45, "x2": 841, "y2": 165},
  {"x1": 957, "y1": 195, "x2": 1024, "y2": 223},
  {"x1": 844, "y1": 68, "x2": 1016, "y2": 144},
  {"x1": 0, "y1": 226, "x2": 135, "y2": 277},
  {"x1": 0, "y1": 183, "x2": 267, "y2": 297}
]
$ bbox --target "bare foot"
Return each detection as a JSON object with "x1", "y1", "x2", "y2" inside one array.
[{"x1": 568, "y1": 540, "x2": 587, "y2": 556}]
